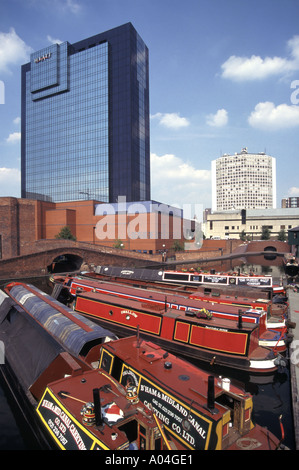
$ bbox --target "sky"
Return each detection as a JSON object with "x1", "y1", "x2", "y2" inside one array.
[{"x1": 0, "y1": 0, "x2": 298, "y2": 213}]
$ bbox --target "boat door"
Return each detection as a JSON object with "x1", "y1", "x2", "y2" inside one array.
[{"x1": 138, "y1": 422, "x2": 163, "y2": 450}]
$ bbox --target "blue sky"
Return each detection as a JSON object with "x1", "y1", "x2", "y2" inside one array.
[{"x1": 0, "y1": 0, "x2": 298, "y2": 211}]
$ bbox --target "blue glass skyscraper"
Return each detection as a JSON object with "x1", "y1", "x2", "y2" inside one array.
[{"x1": 21, "y1": 23, "x2": 150, "y2": 203}]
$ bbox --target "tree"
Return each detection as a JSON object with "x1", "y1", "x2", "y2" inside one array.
[
  {"x1": 240, "y1": 230, "x2": 247, "y2": 241},
  {"x1": 171, "y1": 240, "x2": 184, "y2": 252},
  {"x1": 113, "y1": 239, "x2": 124, "y2": 249},
  {"x1": 277, "y1": 229, "x2": 287, "y2": 242},
  {"x1": 55, "y1": 226, "x2": 76, "y2": 240},
  {"x1": 261, "y1": 226, "x2": 271, "y2": 240}
]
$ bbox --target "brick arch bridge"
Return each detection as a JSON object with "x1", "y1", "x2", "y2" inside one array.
[
  {"x1": 0, "y1": 240, "x2": 159, "y2": 280},
  {"x1": 0, "y1": 239, "x2": 290, "y2": 281}
]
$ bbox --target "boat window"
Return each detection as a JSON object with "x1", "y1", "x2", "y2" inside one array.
[
  {"x1": 164, "y1": 273, "x2": 189, "y2": 281},
  {"x1": 6, "y1": 307, "x2": 18, "y2": 324},
  {"x1": 111, "y1": 356, "x2": 124, "y2": 382},
  {"x1": 118, "y1": 420, "x2": 138, "y2": 446},
  {"x1": 155, "y1": 436, "x2": 162, "y2": 450},
  {"x1": 139, "y1": 424, "x2": 147, "y2": 450},
  {"x1": 216, "y1": 394, "x2": 242, "y2": 431}
]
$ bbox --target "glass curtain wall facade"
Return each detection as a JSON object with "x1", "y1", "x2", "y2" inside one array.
[{"x1": 21, "y1": 23, "x2": 150, "y2": 203}]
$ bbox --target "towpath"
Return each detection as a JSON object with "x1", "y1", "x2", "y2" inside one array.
[{"x1": 287, "y1": 285, "x2": 299, "y2": 449}]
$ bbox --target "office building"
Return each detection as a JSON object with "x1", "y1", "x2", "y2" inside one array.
[
  {"x1": 203, "y1": 208, "x2": 299, "y2": 240},
  {"x1": 282, "y1": 197, "x2": 299, "y2": 208},
  {"x1": 211, "y1": 148, "x2": 276, "y2": 211},
  {"x1": 21, "y1": 23, "x2": 150, "y2": 203}
]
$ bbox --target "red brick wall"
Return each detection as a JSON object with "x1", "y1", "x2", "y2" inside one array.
[
  {"x1": 45, "y1": 208, "x2": 76, "y2": 239},
  {"x1": 0, "y1": 197, "x2": 19, "y2": 258}
]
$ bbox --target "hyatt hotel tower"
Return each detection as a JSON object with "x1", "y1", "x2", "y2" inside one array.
[{"x1": 21, "y1": 23, "x2": 150, "y2": 203}]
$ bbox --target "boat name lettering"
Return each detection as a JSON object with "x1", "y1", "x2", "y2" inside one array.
[
  {"x1": 203, "y1": 275, "x2": 227, "y2": 284},
  {"x1": 121, "y1": 367, "x2": 208, "y2": 448},
  {"x1": 140, "y1": 382, "x2": 207, "y2": 446},
  {"x1": 204, "y1": 326, "x2": 228, "y2": 332},
  {"x1": 121, "y1": 309, "x2": 138, "y2": 318},
  {"x1": 39, "y1": 393, "x2": 92, "y2": 450}
]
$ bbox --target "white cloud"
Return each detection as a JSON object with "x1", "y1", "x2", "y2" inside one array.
[
  {"x1": 0, "y1": 168, "x2": 21, "y2": 197},
  {"x1": 32, "y1": 0, "x2": 81, "y2": 14},
  {"x1": 206, "y1": 109, "x2": 228, "y2": 127},
  {"x1": 248, "y1": 101, "x2": 299, "y2": 130},
  {"x1": 6, "y1": 132, "x2": 21, "y2": 143},
  {"x1": 0, "y1": 28, "x2": 33, "y2": 74},
  {"x1": 288, "y1": 187, "x2": 299, "y2": 196},
  {"x1": 47, "y1": 35, "x2": 63, "y2": 45},
  {"x1": 221, "y1": 35, "x2": 299, "y2": 81},
  {"x1": 13, "y1": 117, "x2": 21, "y2": 125},
  {"x1": 65, "y1": 0, "x2": 81, "y2": 14},
  {"x1": 151, "y1": 112, "x2": 190, "y2": 129},
  {"x1": 150, "y1": 152, "x2": 211, "y2": 207}
]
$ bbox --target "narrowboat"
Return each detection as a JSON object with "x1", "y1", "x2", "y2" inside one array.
[
  {"x1": 99, "y1": 335, "x2": 285, "y2": 450},
  {"x1": 0, "y1": 283, "x2": 171, "y2": 451},
  {"x1": 73, "y1": 289, "x2": 285, "y2": 374},
  {"x1": 65, "y1": 265, "x2": 286, "y2": 313},
  {"x1": 50, "y1": 274, "x2": 289, "y2": 352},
  {"x1": 283, "y1": 254, "x2": 299, "y2": 278},
  {"x1": 90, "y1": 265, "x2": 274, "y2": 288},
  {"x1": 0, "y1": 284, "x2": 285, "y2": 450}
]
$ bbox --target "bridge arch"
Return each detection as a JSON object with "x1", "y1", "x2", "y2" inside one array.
[
  {"x1": 263, "y1": 245, "x2": 277, "y2": 261},
  {"x1": 47, "y1": 253, "x2": 84, "y2": 273}
]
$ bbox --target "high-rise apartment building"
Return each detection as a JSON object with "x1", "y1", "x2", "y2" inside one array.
[
  {"x1": 211, "y1": 148, "x2": 276, "y2": 211},
  {"x1": 21, "y1": 23, "x2": 150, "y2": 203}
]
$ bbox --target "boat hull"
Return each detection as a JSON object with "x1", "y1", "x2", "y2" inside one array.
[
  {"x1": 52, "y1": 275, "x2": 288, "y2": 351},
  {"x1": 74, "y1": 292, "x2": 279, "y2": 374}
]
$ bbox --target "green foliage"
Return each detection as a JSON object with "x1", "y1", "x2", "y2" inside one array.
[
  {"x1": 55, "y1": 226, "x2": 76, "y2": 240},
  {"x1": 171, "y1": 240, "x2": 184, "y2": 252},
  {"x1": 261, "y1": 226, "x2": 271, "y2": 240},
  {"x1": 113, "y1": 239, "x2": 124, "y2": 249},
  {"x1": 277, "y1": 229, "x2": 287, "y2": 241},
  {"x1": 240, "y1": 229, "x2": 247, "y2": 241}
]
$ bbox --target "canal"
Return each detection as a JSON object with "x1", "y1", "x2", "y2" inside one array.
[{"x1": 0, "y1": 257, "x2": 296, "y2": 450}]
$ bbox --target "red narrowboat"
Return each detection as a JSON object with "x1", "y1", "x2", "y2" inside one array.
[
  {"x1": 51, "y1": 274, "x2": 289, "y2": 352},
  {"x1": 73, "y1": 289, "x2": 284, "y2": 374}
]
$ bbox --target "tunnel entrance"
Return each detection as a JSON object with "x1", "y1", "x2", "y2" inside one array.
[
  {"x1": 47, "y1": 254, "x2": 83, "y2": 273},
  {"x1": 263, "y1": 246, "x2": 277, "y2": 261}
]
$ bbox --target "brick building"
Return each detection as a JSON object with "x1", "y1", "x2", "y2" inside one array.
[{"x1": 0, "y1": 197, "x2": 196, "y2": 259}]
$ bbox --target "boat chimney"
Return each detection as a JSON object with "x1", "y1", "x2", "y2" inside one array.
[
  {"x1": 207, "y1": 375, "x2": 215, "y2": 410},
  {"x1": 238, "y1": 310, "x2": 243, "y2": 329},
  {"x1": 93, "y1": 388, "x2": 102, "y2": 427}
]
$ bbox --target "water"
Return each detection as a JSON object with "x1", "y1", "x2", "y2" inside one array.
[{"x1": 0, "y1": 263, "x2": 296, "y2": 450}]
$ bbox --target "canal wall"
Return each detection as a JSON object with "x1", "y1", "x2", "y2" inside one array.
[
  {"x1": 287, "y1": 285, "x2": 299, "y2": 450},
  {"x1": 0, "y1": 239, "x2": 290, "y2": 280}
]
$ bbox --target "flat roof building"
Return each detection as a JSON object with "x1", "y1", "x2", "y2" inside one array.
[
  {"x1": 211, "y1": 148, "x2": 276, "y2": 211},
  {"x1": 203, "y1": 208, "x2": 299, "y2": 240},
  {"x1": 282, "y1": 197, "x2": 299, "y2": 208},
  {"x1": 21, "y1": 23, "x2": 150, "y2": 203}
]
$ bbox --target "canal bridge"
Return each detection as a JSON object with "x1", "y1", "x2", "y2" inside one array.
[
  {"x1": 0, "y1": 240, "x2": 159, "y2": 281},
  {"x1": 0, "y1": 239, "x2": 289, "y2": 281}
]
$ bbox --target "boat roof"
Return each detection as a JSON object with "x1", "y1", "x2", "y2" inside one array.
[
  {"x1": 70, "y1": 275, "x2": 266, "y2": 317},
  {"x1": 77, "y1": 290, "x2": 257, "y2": 331},
  {"x1": 0, "y1": 289, "x2": 65, "y2": 392},
  {"x1": 5, "y1": 283, "x2": 117, "y2": 356},
  {"x1": 101, "y1": 336, "x2": 249, "y2": 419}
]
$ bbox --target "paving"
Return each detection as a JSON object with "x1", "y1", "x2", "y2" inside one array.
[{"x1": 286, "y1": 284, "x2": 299, "y2": 450}]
